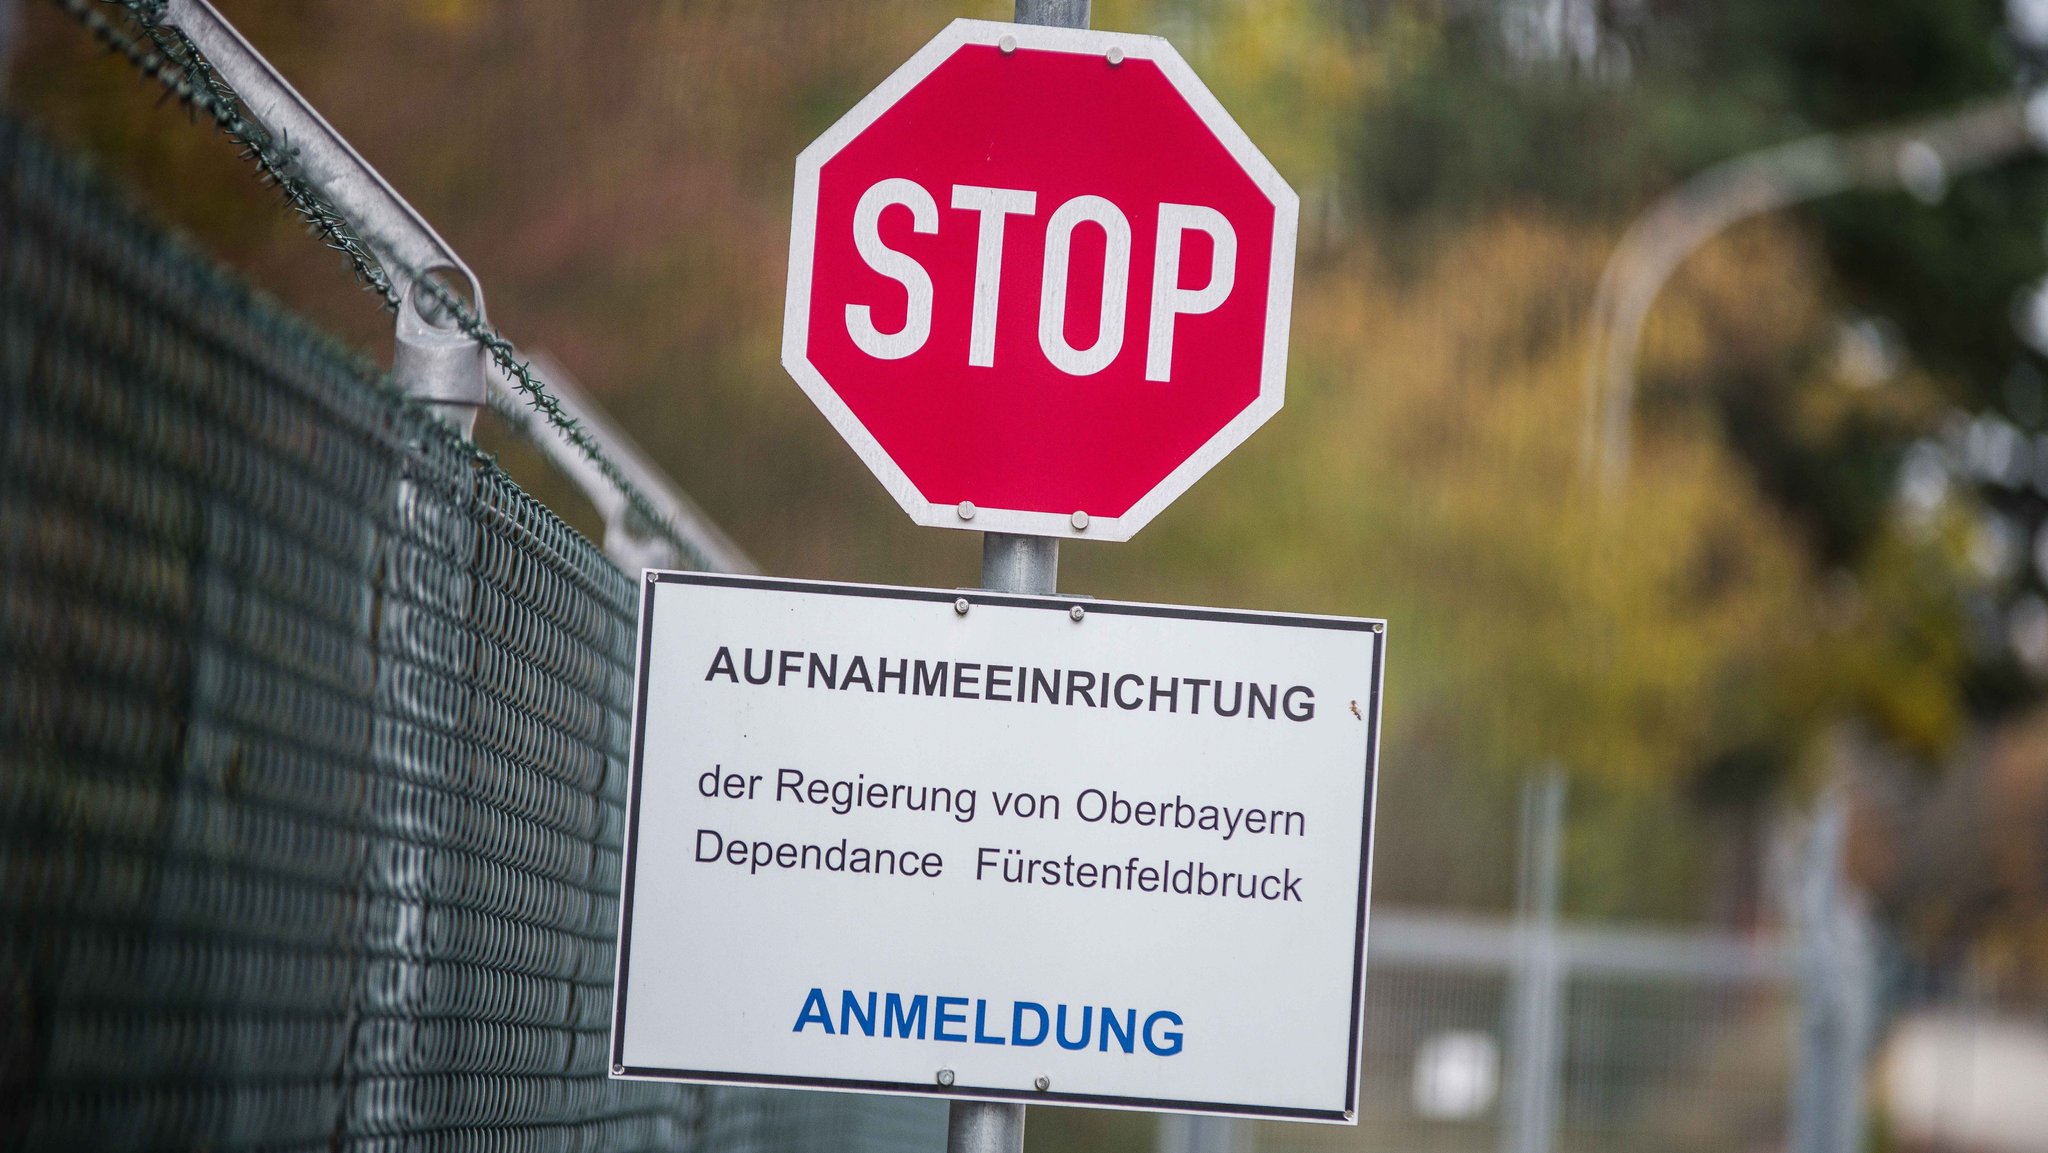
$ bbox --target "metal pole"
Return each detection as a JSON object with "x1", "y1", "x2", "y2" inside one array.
[
  {"x1": 984, "y1": 0, "x2": 1086, "y2": 609},
  {"x1": 1788, "y1": 783, "x2": 1873, "y2": 1153},
  {"x1": 1501, "y1": 770, "x2": 1565, "y2": 1153},
  {"x1": 946, "y1": 14, "x2": 1080, "y2": 1153},
  {"x1": 981, "y1": 532, "x2": 1058, "y2": 595},
  {"x1": 1014, "y1": 0, "x2": 1090, "y2": 26},
  {"x1": 1156, "y1": 1114, "x2": 1245, "y2": 1153},
  {"x1": 948, "y1": 1096, "x2": 1029, "y2": 1153},
  {"x1": 935, "y1": 536, "x2": 1046, "y2": 1153},
  {"x1": 945, "y1": 6, "x2": 1084, "y2": 1149}
]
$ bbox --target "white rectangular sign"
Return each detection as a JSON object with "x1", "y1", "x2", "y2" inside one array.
[{"x1": 611, "y1": 573, "x2": 1384, "y2": 1122}]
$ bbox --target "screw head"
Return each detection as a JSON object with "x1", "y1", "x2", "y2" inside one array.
[
  {"x1": 1106, "y1": 46, "x2": 1125, "y2": 65},
  {"x1": 1070, "y1": 510, "x2": 1090, "y2": 530},
  {"x1": 1034, "y1": 1075, "x2": 1052, "y2": 1091},
  {"x1": 954, "y1": 598, "x2": 971, "y2": 616},
  {"x1": 936, "y1": 1068, "x2": 956, "y2": 1087},
  {"x1": 1069, "y1": 605, "x2": 1085, "y2": 622},
  {"x1": 957, "y1": 501, "x2": 977, "y2": 521},
  {"x1": 998, "y1": 34, "x2": 1017, "y2": 54}
]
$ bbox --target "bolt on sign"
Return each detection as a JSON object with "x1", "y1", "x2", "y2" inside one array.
[
  {"x1": 781, "y1": 20, "x2": 1299, "y2": 541},
  {"x1": 611, "y1": 574, "x2": 1383, "y2": 1121}
]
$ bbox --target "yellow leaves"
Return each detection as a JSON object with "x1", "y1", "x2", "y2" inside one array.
[
  {"x1": 403, "y1": 0, "x2": 481, "y2": 33},
  {"x1": 1123, "y1": 0, "x2": 1373, "y2": 190},
  {"x1": 1110, "y1": 210, "x2": 1821, "y2": 791},
  {"x1": 1639, "y1": 219, "x2": 1830, "y2": 386},
  {"x1": 1812, "y1": 522, "x2": 1972, "y2": 759}
]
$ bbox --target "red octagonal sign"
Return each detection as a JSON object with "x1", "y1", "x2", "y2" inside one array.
[{"x1": 783, "y1": 20, "x2": 1298, "y2": 542}]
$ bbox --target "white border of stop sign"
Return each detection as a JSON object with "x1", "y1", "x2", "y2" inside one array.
[{"x1": 782, "y1": 19, "x2": 1299, "y2": 543}]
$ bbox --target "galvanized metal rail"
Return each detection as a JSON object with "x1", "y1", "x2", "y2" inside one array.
[
  {"x1": 155, "y1": 0, "x2": 752, "y2": 573},
  {"x1": 160, "y1": 0, "x2": 489, "y2": 434}
]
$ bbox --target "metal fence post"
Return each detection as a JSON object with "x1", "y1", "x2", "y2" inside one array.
[
  {"x1": 1501, "y1": 770, "x2": 1565, "y2": 1153},
  {"x1": 143, "y1": 10, "x2": 491, "y2": 1139},
  {"x1": 1789, "y1": 784, "x2": 1874, "y2": 1153}
]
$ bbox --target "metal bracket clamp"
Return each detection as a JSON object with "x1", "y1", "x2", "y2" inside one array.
[{"x1": 159, "y1": 0, "x2": 489, "y2": 436}]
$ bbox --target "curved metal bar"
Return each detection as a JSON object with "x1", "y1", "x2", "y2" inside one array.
[
  {"x1": 159, "y1": 0, "x2": 484, "y2": 320},
  {"x1": 152, "y1": 0, "x2": 751, "y2": 565},
  {"x1": 159, "y1": 0, "x2": 489, "y2": 426},
  {"x1": 1583, "y1": 93, "x2": 2040, "y2": 497}
]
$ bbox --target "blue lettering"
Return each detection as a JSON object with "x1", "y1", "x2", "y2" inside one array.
[
  {"x1": 1055, "y1": 1004, "x2": 1092, "y2": 1051},
  {"x1": 841, "y1": 990, "x2": 877, "y2": 1037},
  {"x1": 1100, "y1": 1007, "x2": 1137, "y2": 1054},
  {"x1": 1143, "y1": 1010, "x2": 1184, "y2": 1056},
  {"x1": 1012, "y1": 1001, "x2": 1049, "y2": 1047},
  {"x1": 796, "y1": 992, "x2": 1181, "y2": 1057},
  {"x1": 884, "y1": 993, "x2": 927, "y2": 1040},
  {"x1": 973, "y1": 999, "x2": 1005, "y2": 1045},
  {"x1": 935, "y1": 996, "x2": 969, "y2": 1042},
  {"x1": 793, "y1": 987, "x2": 834, "y2": 1034}
]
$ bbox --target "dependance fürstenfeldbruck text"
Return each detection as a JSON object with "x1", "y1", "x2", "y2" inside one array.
[{"x1": 689, "y1": 828, "x2": 1307, "y2": 903}]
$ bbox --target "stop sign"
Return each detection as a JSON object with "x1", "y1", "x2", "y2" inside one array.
[{"x1": 782, "y1": 20, "x2": 1298, "y2": 542}]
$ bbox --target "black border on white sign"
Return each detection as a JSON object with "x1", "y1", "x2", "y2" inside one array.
[{"x1": 609, "y1": 570, "x2": 1385, "y2": 1123}]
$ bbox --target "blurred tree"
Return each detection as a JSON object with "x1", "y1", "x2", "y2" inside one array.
[
  {"x1": 7, "y1": 0, "x2": 2037, "y2": 932},
  {"x1": 1327, "y1": 0, "x2": 2045, "y2": 753}
]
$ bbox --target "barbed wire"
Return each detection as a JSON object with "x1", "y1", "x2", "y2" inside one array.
[{"x1": 54, "y1": 0, "x2": 712, "y2": 570}]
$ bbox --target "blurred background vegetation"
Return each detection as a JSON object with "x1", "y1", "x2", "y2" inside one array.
[{"x1": 14, "y1": 0, "x2": 2048, "y2": 1138}]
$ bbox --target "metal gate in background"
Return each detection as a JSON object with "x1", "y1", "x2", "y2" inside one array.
[
  {"x1": 0, "y1": 113, "x2": 939, "y2": 1152},
  {"x1": 1160, "y1": 778, "x2": 1875, "y2": 1153}
]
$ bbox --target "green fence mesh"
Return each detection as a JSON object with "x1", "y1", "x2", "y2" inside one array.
[{"x1": 0, "y1": 113, "x2": 709, "y2": 1150}]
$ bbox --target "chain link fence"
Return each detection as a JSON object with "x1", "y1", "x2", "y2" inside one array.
[
  {"x1": 1223, "y1": 919, "x2": 1794, "y2": 1153},
  {"x1": 0, "y1": 112, "x2": 935, "y2": 1152},
  {"x1": 1161, "y1": 780, "x2": 1866, "y2": 1153}
]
